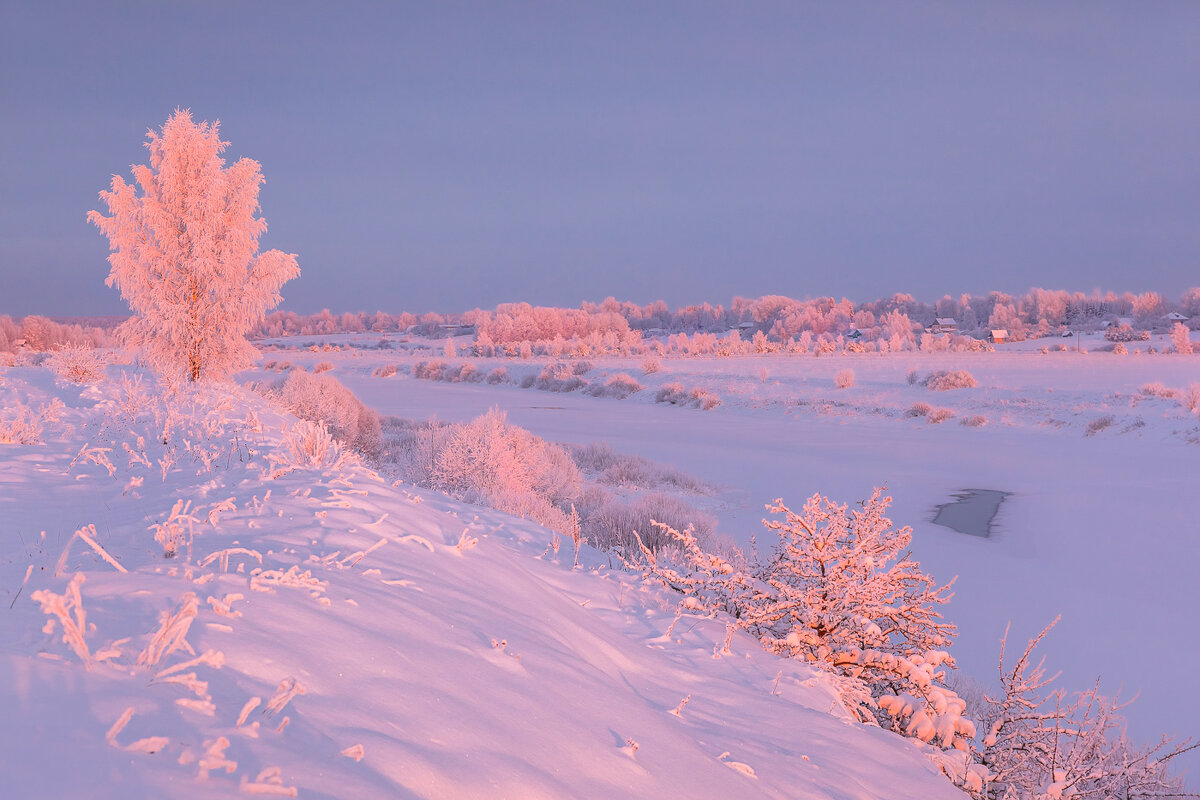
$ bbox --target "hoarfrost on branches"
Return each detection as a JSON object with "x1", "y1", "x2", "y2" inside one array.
[{"x1": 89, "y1": 109, "x2": 299, "y2": 382}]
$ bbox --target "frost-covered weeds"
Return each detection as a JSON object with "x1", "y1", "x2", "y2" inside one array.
[
  {"x1": 584, "y1": 373, "x2": 644, "y2": 399},
  {"x1": 927, "y1": 407, "x2": 955, "y2": 424},
  {"x1": 0, "y1": 398, "x2": 65, "y2": 444},
  {"x1": 46, "y1": 343, "x2": 108, "y2": 384},
  {"x1": 376, "y1": 411, "x2": 717, "y2": 553},
  {"x1": 655, "y1": 382, "x2": 721, "y2": 410},
  {"x1": 1085, "y1": 415, "x2": 1115, "y2": 436},
  {"x1": 834, "y1": 368, "x2": 854, "y2": 389},
  {"x1": 924, "y1": 369, "x2": 978, "y2": 391},
  {"x1": 565, "y1": 442, "x2": 711, "y2": 494},
  {"x1": 266, "y1": 370, "x2": 382, "y2": 458},
  {"x1": 637, "y1": 490, "x2": 1195, "y2": 798}
]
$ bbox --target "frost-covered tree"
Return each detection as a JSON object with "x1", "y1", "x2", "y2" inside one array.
[
  {"x1": 89, "y1": 110, "x2": 299, "y2": 382},
  {"x1": 1170, "y1": 322, "x2": 1193, "y2": 355}
]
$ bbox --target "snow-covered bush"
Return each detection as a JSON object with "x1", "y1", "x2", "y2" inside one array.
[
  {"x1": 0, "y1": 400, "x2": 62, "y2": 444},
  {"x1": 973, "y1": 619, "x2": 1194, "y2": 800},
  {"x1": 906, "y1": 402, "x2": 932, "y2": 418},
  {"x1": 641, "y1": 356, "x2": 661, "y2": 374},
  {"x1": 372, "y1": 363, "x2": 398, "y2": 378},
  {"x1": 927, "y1": 407, "x2": 955, "y2": 424},
  {"x1": 655, "y1": 383, "x2": 721, "y2": 410},
  {"x1": 1140, "y1": 382, "x2": 1178, "y2": 399},
  {"x1": 584, "y1": 373, "x2": 643, "y2": 399},
  {"x1": 639, "y1": 489, "x2": 968, "y2": 749},
  {"x1": 1085, "y1": 415, "x2": 1115, "y2": 436},
  {"x1": 46, "y1": 344, "x2": 108, "y2": 384},
  {"x1": 960, "y1": 415, "x2": 987, "y2": 427},
  {"x1": 273, "y1": 370, "x2": 382, "y2": 457},
  {"x1": 566, "y1": 441, "x2": 711, "y2": 494},
  {"x1": 834, "y1": 369, "x2": 854, "y2": 389},
  {"x1": 486, "y1": 367, "x2": 508, "y2": 384},
  {"x1": 272, "y1": 419, "x2": 346, "y2": 475},
  {"x1": 1104, "y1": 323, "x2": 1149, "y2": 343},
  {"x1": 1182, "y1": 383, "x2": 1200, "y2": 415},
  {"x1": 925, "y1": 370, "x2": 977, "y2": 391},
  {"x1": 412, "y1": 360, "x2": 447, "y2": 380},
  {"x1": 584, "y1": 492, "x2": 716, "y2": 554},
  {"x1": 313, "y1": 361, "x2": 334, "y2": 373},
  {"x1": 1170, "y1": 322, "x2": 1193, "y2": 354},
  {"x1": 532, "y1": 362, "x2": 586, "y2": 392},
  {"x1": 1111, "y1": 341, "x2": 1128, "y2": 355},
  {"x1": 906, "y1": 368, "x2": 921, "y2": 385}
]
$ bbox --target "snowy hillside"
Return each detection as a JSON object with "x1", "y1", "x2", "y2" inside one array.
[
  {"x1": 248, "y1": 333, "x2": 1200, "y2": 785},
  {"x1": 0, "y1": 366, "x2": 964, "y2": 799}
]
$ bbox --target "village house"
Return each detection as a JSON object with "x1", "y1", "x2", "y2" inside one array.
[{"x1": 930, "y1": 317, "x2": 958, "y2": 334}]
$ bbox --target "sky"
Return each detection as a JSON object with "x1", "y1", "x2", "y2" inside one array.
[{"x1": 3, "y1": 1, "x2": 1199, "y2": 317}]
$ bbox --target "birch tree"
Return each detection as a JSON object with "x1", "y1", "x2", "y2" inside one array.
[{"x1": 89, "y1": 109, "x2": 299, "y2": 382}]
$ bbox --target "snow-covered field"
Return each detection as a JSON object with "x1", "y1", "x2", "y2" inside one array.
[
  {"x1": 0, "y1": 364, "x2": 969, "y2": 798},
  {"x1": 254, "y1": 332, "x2": 1200, "y2": 783}
]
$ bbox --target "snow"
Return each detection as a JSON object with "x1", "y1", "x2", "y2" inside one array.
[
  {"x1": 272, "y1": 335, "x2": 1199, "y2": 783},
  {"x1": 0, "y1": 365, "x2": 966, "y2": 798}
]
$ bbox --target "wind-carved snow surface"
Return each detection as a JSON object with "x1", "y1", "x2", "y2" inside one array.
[
  {"x1": 277, "y1": 335, "x2": 1200, "y2": 784},
  {"x1": 0, "y1": 366, "x2": 963, "y2": 799}
]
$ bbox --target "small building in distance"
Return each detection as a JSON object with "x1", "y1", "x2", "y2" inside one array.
[
  {"x1": 1164, "y1": 312, "x2": 1190, "y2": 323},
  {"x1": 930, "y1": 317, "x2": 959, "y2": 334},
  {"x1": 989, "y1": 329, "x2": 1008, "y2": 344}
]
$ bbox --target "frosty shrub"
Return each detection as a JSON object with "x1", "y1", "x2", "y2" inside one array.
[
  {"x1": 638, "y1": 489, "x2": 970, "y2": 750},
  {"x1": 430, "y1": 409, "x2": 579, "y2": 506},
  {"x1": 927, "y1": 407, "x2": 955, "y2": 424},
  {"x1": 906, "y1": 368, "x2": 921, "y2": 386},
  {"x1": 46, "y1": 344, "x2": 108, "y2": 384},
  {"x1": 1104, "y1": 323, "x2": 1149, "y2": 343},
  {"x1": 313, "y1": 361, "x2": 334, "y2": 374},
  {"x1": 924, "y1": 369, "x2": 977, "y2": 391},
  {"x1": 566, "y1": 441, "x2": 711, "y2": 494},
  {"x1": 641, "y1": 356, "x2": 661, "y2": 374},
  {"x1": 960, "y1": 415, "x2": 987, "y2": 427},
  {"x1": 584, "y1": 373, "x2": 644, "y2": 399},
  {"x1": 272, "y1": 420, "x2": 346, "y2": 475},
  {"x1": 655, "y1": 382, "x2": 721, "y2": 410},
  {"x1": 0, "y1": 401, "x2": 56, "y2": 444},
  {"x1": 533, "y1": 362, "x2": 586, "y2": 392},
  {"x1": 1111, "y1": 342, "x2": 1127, "y2": 355},
  {"x1": 906, "y1": 402, "x2": 932, "y2": 418},
  {"x1": 1182, "y1": 383, "x2": 1200, "y2": 414},
  {"x1": 1085, "y1": 415, "x2": 1115, "y2": 436},
  {"x1": 412, "y1": 360, "x2": 447, "y2": 381},
  {"x1": 973, "y1": 619, "x2": 1195, "y2": 800},
  {"x1": 372, "y1": 364, "x2": 398, "y2": 378},
  {"x1": 384, "y1": 409, "x2": 581, "y2": 537},
  {"x1": 834, "y1": 369, "x2": 854, "y2": 389},
  {"x1": 572, "y1": 361, "x2": 594, "y2": 376},
  {"x1": 584, "y1": 492, "x2": 716, "y2": 554},
  {"x1": 274, "y1": 370, "x2": 382, "y2": 457},
  {"x1": 1170, "y1": 322, "x2": 1193, "y2": 354},
  {"x1": 485, "y1": 367, "x2": 508, "y2": 385},
  {"x1": 88, "y1": 110, "x2": 298, "y2": 383},
  {"x1": 1140, "y1": 382, "x2": 1177, "y2": 399}
]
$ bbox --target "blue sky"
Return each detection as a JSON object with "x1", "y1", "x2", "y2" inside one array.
[{"x1": 3, "y1": 1, "x2": 1199, "y2": 316}]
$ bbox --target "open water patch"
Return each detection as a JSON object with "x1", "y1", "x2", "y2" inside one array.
[{"x1": 932, "y1": 489, "x2": 1011, "y2": 538}]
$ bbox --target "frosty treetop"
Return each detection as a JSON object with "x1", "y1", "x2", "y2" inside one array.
[{"x1": 89, "y1": 109, "x2": 299, "y2": 382}]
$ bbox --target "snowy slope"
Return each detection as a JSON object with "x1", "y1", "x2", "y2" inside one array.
[
  {"x1": 0, "y1": 367, "x2": 964, "y2": 799},
  {"x1": 288, "y1": 340, "x2": 1200, "y2": 784}
]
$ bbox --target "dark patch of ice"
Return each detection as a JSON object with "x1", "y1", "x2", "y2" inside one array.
[{"x1": 932, "y1": 489, "x2": 1011, "y2": 538}]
